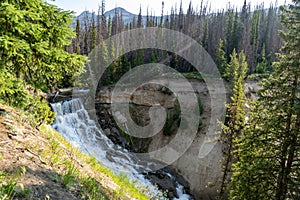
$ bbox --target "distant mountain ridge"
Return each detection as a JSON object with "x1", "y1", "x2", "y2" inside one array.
[{"x1": 72, "y1": 7, "x2": 153, "y2": 27}]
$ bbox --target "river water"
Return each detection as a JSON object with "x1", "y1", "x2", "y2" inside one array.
[{"x1": 51, "y1": 98, "x2": 191, "y2": 199}]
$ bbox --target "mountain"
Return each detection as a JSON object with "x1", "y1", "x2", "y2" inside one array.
[
  {"x1": 72, "y1": 7, "x2": 150, "y2": 28},
  {"x1": 105, "y1": 7, "x2": 140, "y2": 24}
]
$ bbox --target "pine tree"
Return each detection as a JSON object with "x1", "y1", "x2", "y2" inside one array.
[
  {"x1": 0, "y1": 0, "x2": 86, "y2": 91},
  {"x1": 202, "y1": 20, "x2": 209, "y2": 50},
  {"x1": 225, "y1": 9, "x2": 235, "y2": 60},
  {"x1": 137, "y1": 6, "x2": 142, "y2": 28},
  {"x1": 146, "y1": 7, "x2": 152, "y2": 27},
  {"x1": 224, "y1": 49, "x2": 238, "y2": 81},
  {"x1": 101, "y1": 0, "x2": 108, "y2": 39},
  {"x1": 121, "y1": 51, "x2": 131, "y2": 75},
  {"x1": 255, "y1": 44, "x2": 268, "y2": 74},
  {"x1": 108, "y1": 38, "x2": 117, "y2": 83},
  {"x1": 178, "y1": 0, "x2": 184, "y2": 31},
  {"x1": 264, "y1": 5, "x2": 277, "y2": 62},
  {"x1": 98, "y1": 39, "x2": 109, "y2": 85},
  {"x1": 232, "y1": 10, "x2": 240, "y2": 52},
  {"x1": 83, "y1": 12, "x2": 90, "y2": 55},
  {"x1": 68, "y1": 0, "x2": 286, "y2": 79},
  {"x1": 107, "y1": 15, "x2": 112, "y2": 37},
  {"x1": 230, "y1": 1, "x2": 300, "y2": 199},
  {"x1": 250, "y1": 9, "x2": 261, "y2": 70},
  {"x1": 90, "y1": 12, "x2": 97, "y2": 50},
  {"x1": 75, "y1": 19, "x2": 81, "y2": 54},
  {"x1": 219, "y1": 50, "x2": 248, "y2": 199},
  {"x1": 215, "y1": 39, "x2": 227, "y2": 77},
  {"x1": 160, "y1": 1, "x2": 164, "y2": 27}
]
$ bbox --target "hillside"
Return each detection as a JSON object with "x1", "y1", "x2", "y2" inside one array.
[
  {"x1": 0, "y1": 103, "x2": 148, "y2": 200},
  {"x1": 72, "y1": 7, "x2": 149, "y2": 27},
  {"x1": 72, "y1": 6, "x2": 166, "y2": 28}
]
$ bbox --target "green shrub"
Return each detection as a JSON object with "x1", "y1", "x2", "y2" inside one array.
[
  {"x1": 0, "y1": 69, "x2": 55, "y2": 125},
  {"x1": 25, "y1": 96, "x2": 56, "y2": 125},
  {"x1": 182, "y1": 72, "x2": 204, "y2": 81},
  {"x1": 0, "y1": 69, "x2": 29, "y2": 109}
]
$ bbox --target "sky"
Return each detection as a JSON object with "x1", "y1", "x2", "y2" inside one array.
[{"x1": 46, "y1": 0, "x2": 292, "y2": 16}]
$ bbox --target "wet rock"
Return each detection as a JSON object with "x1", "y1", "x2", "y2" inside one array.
[
  {"x1": 48, "y1": 88, "x2": 90, "y2": 103},
  {"x1": 166, "y1": 167, "x2": 191, "y2": 194},
  {"x1": 175, "y1": 174, "x2": 190, "y2": 194},
  {"x1": 103, "y1": 128, "x2": 111, "y2": 136},
  {"x1": 144, "y1": 167, "x2": 194, "y2": 199},
  {"x1": 168, "y1": 191, "x2": 175, "y2": 199},
  {"x1": 146, "y1": 171, "x2": 178, "y2": 199},
  {"x1": 111, "y1": 127, "x2": 119, "y2": 135}
]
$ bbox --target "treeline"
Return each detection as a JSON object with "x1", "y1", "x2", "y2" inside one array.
[
  {"x1": 68, "y1": 0, "x2": 286, "y2": 85},
  {"x1": 220, "y1": 0, "x2": 300, "y2": 199}
]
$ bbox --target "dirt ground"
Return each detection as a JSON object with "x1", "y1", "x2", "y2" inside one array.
[{"x1": 0, "y1": 105, "x2": 121, "y2": 200}]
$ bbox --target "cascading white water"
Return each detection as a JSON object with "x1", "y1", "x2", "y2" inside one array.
[{"x1": 51, "y1": 98, "x2": 191, "y2": 200}]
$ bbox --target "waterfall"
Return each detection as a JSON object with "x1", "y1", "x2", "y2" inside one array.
[{"x1": 51, "y1": 98, "x2": 191, "y2": 200}]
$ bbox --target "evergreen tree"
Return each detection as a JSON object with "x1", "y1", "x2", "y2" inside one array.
[
  {"x1": 137, "y1": 6, "x2": 142, "y2": 28},
  {"x1": 69, "y1": 0, "x2": 286, "y2": 79},
  {"x1": 107, "y1": 15, "x2": 112, "y2": 37},
  {"x1": 90, "y1": 12, "x2": 97, "y2": 50},
  {"x1": 101, "y1": 0, "x2": 108, "y2": 39},
  {"x1": 250, "y1": 9, "x2": 261, "y2": 69},
  {"x1": 225, "y1": 9, "x2": 235, "y2": 60},
  {"x1": 230, "y1": 1, "x2": 300, "y2": 199},
  {"x1": 146, "y1": 7, "x2": 152, "y2": 27},
  {"x1": 0, "y1": 0, "x2": 86, "y2": 91},
  {"x1": 107, "y1": 38, "x2": 117, "y2": 83},
  {"x1": 83, "y1": 12, "x2": 90, "y2": 55},
  {"x1": 160, "y1": 1, "x2": 164, "y2": 27},
  {"x1": 178, "y1": 1, "x2": 184, "y2": 31},
  {"x1": 98, "y1": 39, "x2": 109, "y2": 85},
  {"x1": 232, "y1": 10, "x2": 240, "y2": 52},
  {"x1": 219, "y1": 50, "x2": 248, "y2": 199},
  {"x1": 121, "y1": 51, "x2": 131, "y2": 75},
  {"x1": 265, "y1": 5, "x2": 275, "y2": 58},
  {"x1": 224, "y1": 49, "x2": 238, "y2": 81},
  {"x1": 255, "y1": 44, "x2": 268, "y2": 74},
  {"x1": 75, "y1": 19, "x2": 81, "y2": 54},
  {"x1": 202, "y1": 20, "x2": 209, "y2": 50},
  {"x1": 97, "y1": 5, "x2": 102, "y2": 41},
  {"x1": 215, "y1": 39, "x2": 227, "y2": 77}
]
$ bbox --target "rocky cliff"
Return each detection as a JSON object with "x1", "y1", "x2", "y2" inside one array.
[{"x1": 95, "y1": 78, "x2": 227, "y2": 199}]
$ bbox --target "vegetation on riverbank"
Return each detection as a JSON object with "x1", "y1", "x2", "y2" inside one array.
[{"x1": 0, "y1": 102, "x2": 152, "y2": 199}]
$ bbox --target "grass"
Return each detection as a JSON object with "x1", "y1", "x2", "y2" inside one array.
[
  {"x1": 80, "y1": 177, "x2": 107, "y2": 200},
  {"x1": 0, "y1": 167, "x2": 31, "y2": 200}
]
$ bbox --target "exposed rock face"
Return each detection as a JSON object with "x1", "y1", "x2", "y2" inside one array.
[
  {"x1": 96, "y1": 84, "x2": 176, "y2": 108},
  {"x1": 95, "y1": 79, "x2": 227, "y2": 199},
  {"x1": 245, "y1": 80, "x2": 260, "y2": 100},
  {"x1": 48, "y1": 88, "x2": 90, "y2": 103},
  {"x1": 145, "y1": 80, "x2": 225, "y2": 200}
]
